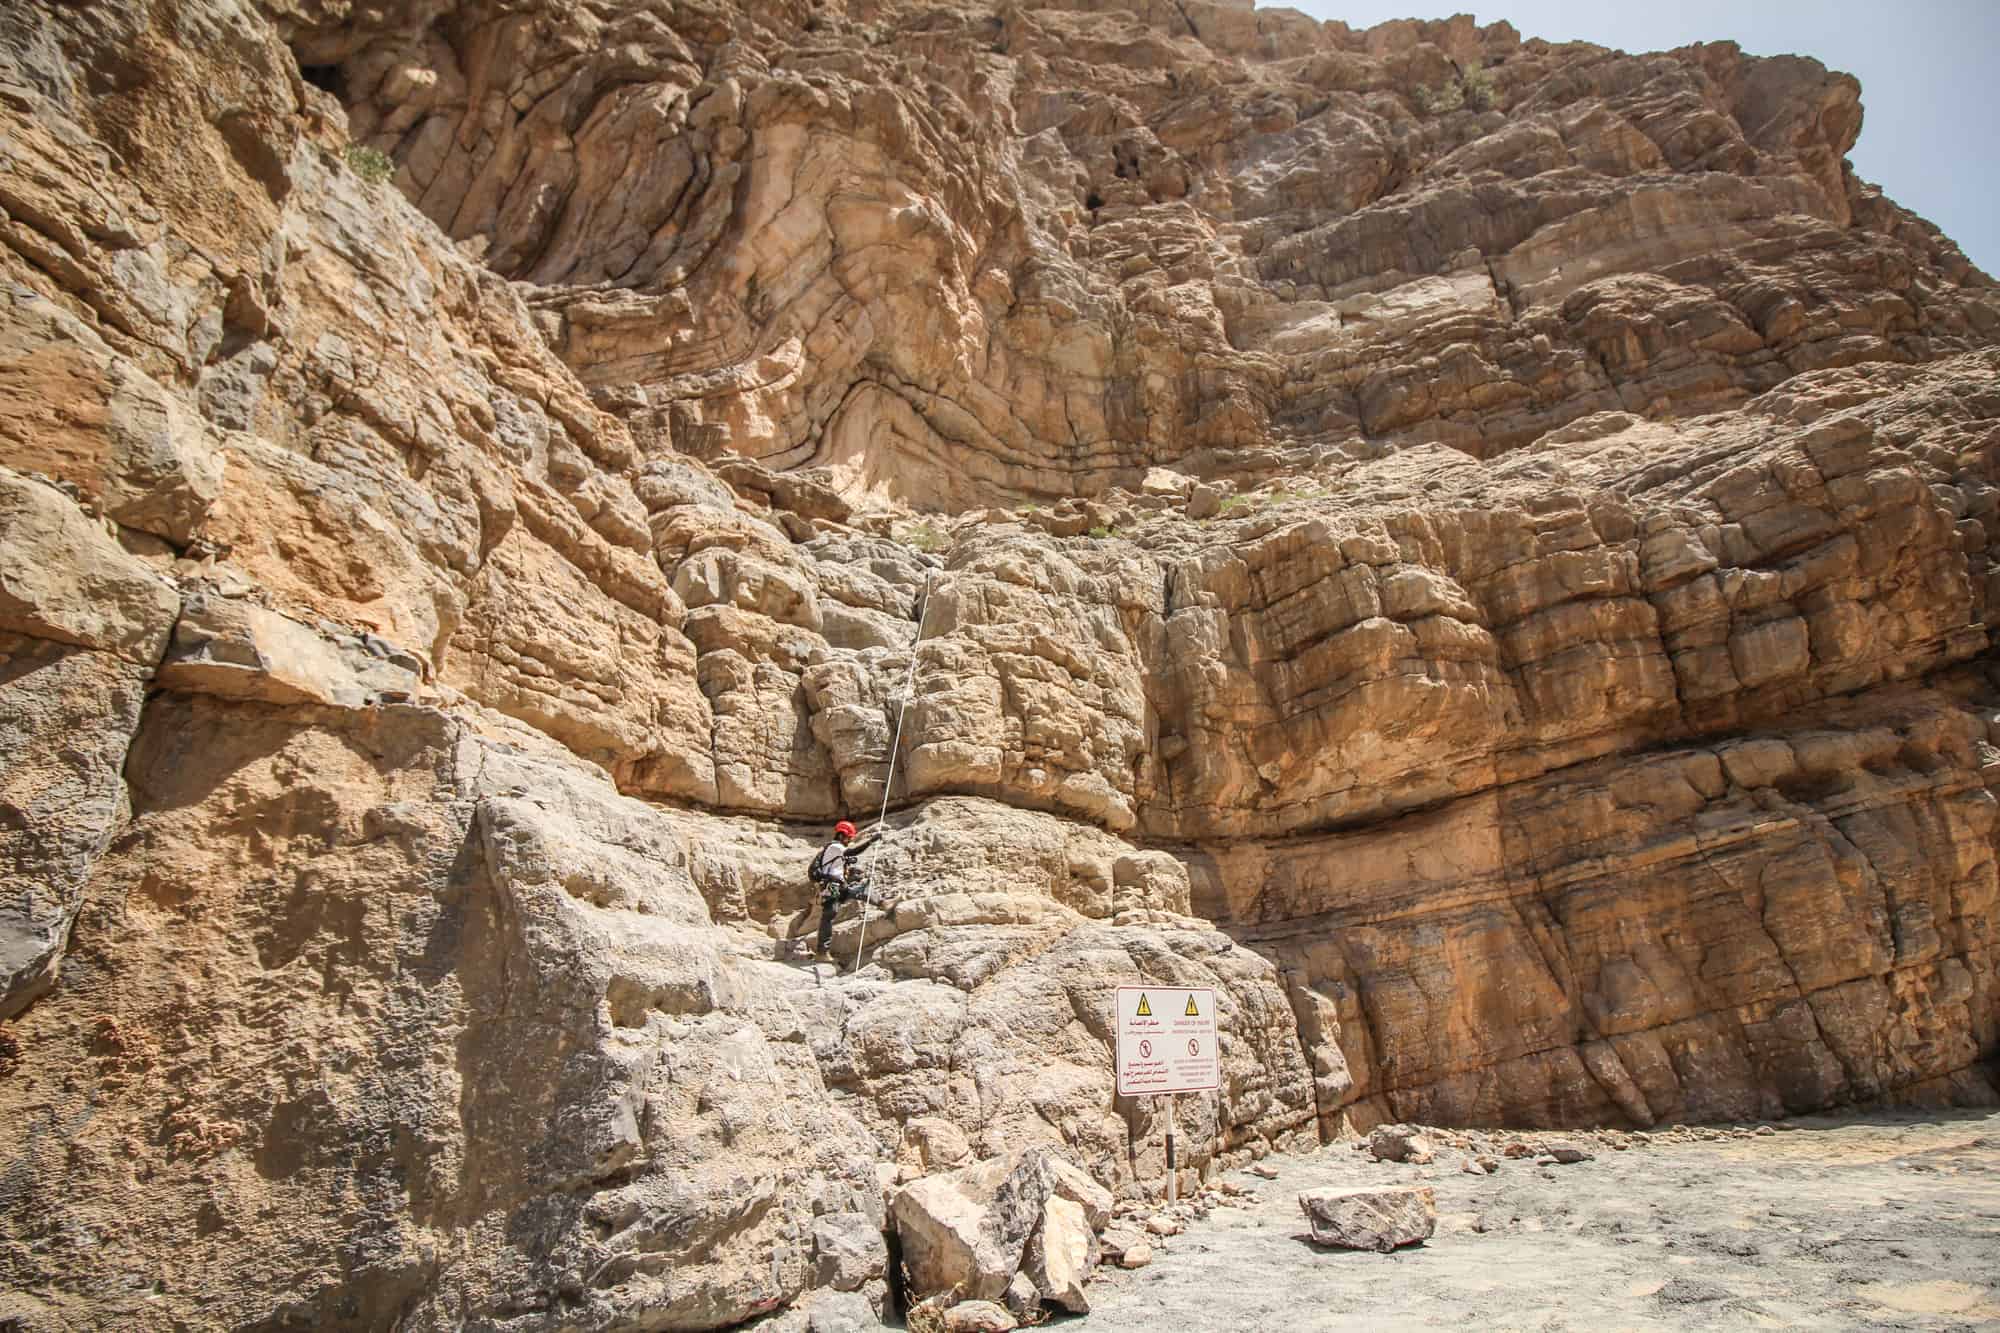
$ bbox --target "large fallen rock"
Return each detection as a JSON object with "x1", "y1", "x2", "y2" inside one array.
[
  {"x1": 890, "y1": 1147, "x2": 1107, "y2": 1307},
  {"x1": 1020, "y1": 1195, "x2": 1098, "y2": 1314},
  {"x1": 1041, "y1": 1153, "x2": 1115, "y2": 1231},
  {"x1": 1298, "y1": 1186, "x2": 1438, "y2": 1253},
  {"x1": 892, "y1": 1152, "x2": 1054, "y2": 1304},
  {"x1": 1367, "y1": 1125, "x2": 1435, "y2": 1164}
]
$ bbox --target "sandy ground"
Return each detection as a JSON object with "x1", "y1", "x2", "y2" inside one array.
[{"x1": 1076, "y1": 1111, "x2": 2000, "y2": 1332}]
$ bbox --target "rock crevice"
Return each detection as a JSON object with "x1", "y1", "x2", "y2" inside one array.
[{"x1": 0, "y1": 0, "x2": 1997, "y2": 1327}]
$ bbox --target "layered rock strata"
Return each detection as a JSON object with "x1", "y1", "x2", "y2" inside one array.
[
  {"x1": 288, "y1": 0, "x2": 1997, "y2": 502},
  {"x1": 0, "y1": 0, "x2": 1997, "y2": 1327}
]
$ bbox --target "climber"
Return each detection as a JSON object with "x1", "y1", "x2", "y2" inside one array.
[{"x1": 808, "y1": 819, "x2": 890, "y2": 961}]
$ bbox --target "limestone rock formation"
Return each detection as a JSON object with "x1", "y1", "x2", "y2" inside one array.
[
  {"x1": 0, "y1": 467, "x2": 178, "y2": 1017},
  {"x1": 1, "y1": 0, "x2": 1998, "y2": 1326}
]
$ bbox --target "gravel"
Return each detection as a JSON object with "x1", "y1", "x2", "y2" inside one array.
[{"x1": 1075, "y1": 1109, "x2": 2000, "y2": 1331}]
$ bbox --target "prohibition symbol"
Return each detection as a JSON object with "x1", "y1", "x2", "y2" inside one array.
[
  {"x1": 1140, "y1": 1039, "x2": 1153, "y2": 1058},
  {"x1": 1188, "y1": 1038, "x2": 1199, "y2": 1056}
]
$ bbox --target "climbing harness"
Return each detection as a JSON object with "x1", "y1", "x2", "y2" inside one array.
[{"x1": 852, "y1": 566, "x2": 940, "y2": 972}]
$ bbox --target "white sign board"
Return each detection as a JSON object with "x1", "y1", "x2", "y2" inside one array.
[{"x1": 1115, "y1": 986, "x2": 1219, "y2": 1096}]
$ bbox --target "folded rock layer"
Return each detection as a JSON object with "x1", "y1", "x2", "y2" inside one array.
[{"x1": 0, "y1": 0, "x2": 1996, "y2": 1326}]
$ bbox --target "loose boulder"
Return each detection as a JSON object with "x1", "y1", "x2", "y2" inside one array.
[
  {"x1": 899, "y1": 1116, "x2": 975, "y2": 1175},
  {"x1": 1098, "y1": 1222, "x2": 1155, "y2": 1270},
  {"x1": 1020, "y1": 1196, "x2": 1097, "y2": 1313},
  {"x1": 1002, "y1": 1271, "x2": 1040, "y2": 1321},
  {"x1": 940, "y1": 1301, "x2": 1017, "y2": 1333},
  {"x1": 1041, "y1": 1152, "x2": 1115, "y2": 1230},
  {"x1": 1299, "y1": 1186, "x2": 1437, "y2": 1253},
  {"x1": 891, "y1": 1146, "x2": 1106, "y2": 1306},
  {"x1": 1367, "y1": 1125, "x2": 1435, "y2": 1164},
  {"x1": 1098, "y1": 1223, "x2": 1144, "y2": 1260}
]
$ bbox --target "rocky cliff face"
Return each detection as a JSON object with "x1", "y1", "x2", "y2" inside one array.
[{"x1": 1, "y1": 0, "x2": 1996, "y2": 1326}]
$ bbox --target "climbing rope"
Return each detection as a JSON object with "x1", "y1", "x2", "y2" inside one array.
[{"x1": 853, "y1": 566, "x2": 940, "y2": 971}]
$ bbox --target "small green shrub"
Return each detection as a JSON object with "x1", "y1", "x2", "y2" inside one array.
[
  {"x1": 1211, "y1": 484, "x2": 1329, "y2": 518},
  {"x1": 1415, "y1": 61, "x2": 1499, "y2": 117},
  {"x1": 905, "y1": 1291, "x2": 960, "y2": 1333},
  {"x1": 1087, "y1": 524, "x2": 1116, "y2": 540},
  {"x1": 344, "y1": 143, "x2": 395, "y2": 184},
  {"x1": 901, "y1": 522, "x2": 947, "y2": 552},
  {"x1": 1412, "y1": 79, "x2": 1463, "y2": 116},
  {"x1": 1463, "y1": 64, "x2": 1498, "y2": 112}
]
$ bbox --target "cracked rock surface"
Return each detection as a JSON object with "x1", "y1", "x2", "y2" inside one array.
[{"x1": 0, "y1": 0, "x2": 1997, "y2": 1327}]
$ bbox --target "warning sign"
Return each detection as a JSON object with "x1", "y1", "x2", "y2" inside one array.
[{"x1": 1115, "y1": 986, "x2": 1218, "y2": 1096}]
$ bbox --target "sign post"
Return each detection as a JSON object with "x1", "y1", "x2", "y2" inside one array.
[{"x1": 1115, "y1": 986, "x2": 1218, "y2": 1202}]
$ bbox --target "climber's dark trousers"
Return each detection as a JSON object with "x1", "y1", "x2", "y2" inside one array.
[{"x1": 816, "y1": 879, "x2": 880, "y2": 953}]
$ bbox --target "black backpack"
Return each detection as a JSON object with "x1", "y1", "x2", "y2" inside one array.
[{"x1": 808, "y1": 841, "x2": 843, "y2": 889}]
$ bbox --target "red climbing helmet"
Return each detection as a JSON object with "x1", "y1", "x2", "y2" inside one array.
[{"x1": 834, "y1": 820, "x2": 858, "y2": 840}]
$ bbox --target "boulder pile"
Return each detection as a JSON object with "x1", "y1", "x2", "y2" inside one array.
[{"x1": 892, "y1": 1147, "x2": 1115, "y2": 1321}]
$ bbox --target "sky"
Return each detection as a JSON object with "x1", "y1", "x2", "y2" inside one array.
[{"x1": 1284, "y1": 0, "x2": 2000, "y2": 275}]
